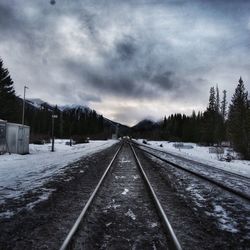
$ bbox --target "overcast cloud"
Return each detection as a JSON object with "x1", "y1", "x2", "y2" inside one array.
[{"x1": 0, "y1": 0, "x2": 249, "y2": 125}]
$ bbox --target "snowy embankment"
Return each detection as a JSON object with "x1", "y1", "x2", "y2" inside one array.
[
  {"x1": 136, "y1": 140, "x2": 250, "y2": 178},
  {"x1": 0, "y1": 140, "x2": 117, "y2": 205}
]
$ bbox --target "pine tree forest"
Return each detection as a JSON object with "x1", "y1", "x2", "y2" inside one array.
[{"x1": 1, "y1": 58, "x2": 250, "y2": 159}]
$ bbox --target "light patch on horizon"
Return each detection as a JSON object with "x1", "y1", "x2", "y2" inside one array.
[{"x1": 92, "y1": 96, "x2": 205, "y2": 126}]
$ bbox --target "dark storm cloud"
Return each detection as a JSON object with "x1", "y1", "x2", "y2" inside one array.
[
  {"x1": 0, "y1": 2, "x2": 14, "y2": 29},
  {"x1": 64, "y1": 59, "x2": 160, "y2": 99},
  {"x1": 151, "y1": 71, "x2": 175, "y2": 89},
  {"x1": 0, "y1": 0, "x2": 250, "y2": 124},
  {"x1": 0, "y1": 0, "x2": 190, "y2": 101},
  {"x1": 64, "y1": 37, "x2": 182, "y2": 100},
  {"x1": 115, "y1": 37, "x2": 137, "y2": 61}
]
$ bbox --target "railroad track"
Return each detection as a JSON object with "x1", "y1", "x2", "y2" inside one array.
[
  {"x1": 132, "y1": 141, "x2": 250, "y2": 202},
  {"x1": 134, "y1": 141, "x2": 250, "y2": 181},
  {"x1": 60, "y1": 142, "x2": 182, "y2": 250}
]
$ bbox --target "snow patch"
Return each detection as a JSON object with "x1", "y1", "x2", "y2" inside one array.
[
  {"x1": 132, "y1": 175, "x2": 139, "y2": 180},
  {"x1": 122, "y1": 188, "x2": 129, "y2": 195},
  {"x1": 0, "y1": 210, "x2": 15, "y2": 219},
  {"x1": 105, "y1": 199, "x2": 121, "y2": 210},
  {"x1": 0, "y1": 140, "x2": 117, "y2": 206},
  {"x1": 115, "y1": 175, "x2": 125, "y2": 179},
  {"x1": 185, "y1": 183, "x2": 206, "y2": 208},
  {"x1": 125, "y1": 209, "x2": 136, "y2": 220},
  {"x1": 151, "y1": 222, "x2": 158, "y2": 228},
  {"x1": 205, "y1": 203, "x2": 239, "y2": 233},
  {"x1": 26, "y1": 188, "x2": 56, "y2": 210},
  {"x1": 120, "y1": 158, "x2": 131, "y2": 163}
]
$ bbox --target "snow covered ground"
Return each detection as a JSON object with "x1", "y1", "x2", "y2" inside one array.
[
  {"x1": 0, "y1": 140, "x2": 117, "y2": 206},
  {"x1": 135, "y1": 140, "x2": 250, "y2": 178}
]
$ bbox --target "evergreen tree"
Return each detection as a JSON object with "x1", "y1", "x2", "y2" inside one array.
[
  {"x1": 215, "y1": 85, "x2": 220, "y2": 113},
  {"x1": 163, "y1": 116, "x2": 167, "y2": 129},
  {"x1": 208, "y1": 87, "x2": 216, "y2": 111},
  {"x1": 228, "y1": 77, "x2": 249, "y2": 159},
  {"x1": 0, "y1": 59, "x2": 19, "y2": 121},
  {"x1": 221, "y1": 90, "x2": 227, "y2": 122},
  {"x1": 202, "y1": 87, "x2": 217, "y2": 144}
]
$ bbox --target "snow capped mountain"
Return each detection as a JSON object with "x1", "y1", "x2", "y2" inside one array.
[
  {"x1": 27, "y1": 99, "x2": 91, "y2": 113},
  {"x1": 58, "y1": 104, "x2": 92, "y2": 113},
  {"x1": 26, "y1": 98, "x2": 48, "y2": 109},
  {"x1": 132, "y1": 119, "x2": 157, "y2": 130},
  {"x1": 26, "y1": 98, "x2": 130, "y2": 132}
]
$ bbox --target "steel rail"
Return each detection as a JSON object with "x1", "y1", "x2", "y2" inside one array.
[
  {"x1": 134, "y1": 141, "x2": 250, "y2": 181},
  {"x1": 59, "y1": 143, "x2": 123, "y2": 250},
  {"x1": 133, "y1": 143, "x2": 250, "y2": 202},
  {"x1": 130, "y1": 143, "x2": 182, "y2": 250}
]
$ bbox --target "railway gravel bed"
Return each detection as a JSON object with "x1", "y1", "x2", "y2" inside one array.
[
  {"x1": 136, "y1": 143, "x2": 250, "y2": 200},
  {"x1": 134, "y1": 146, "x2": 250, "y2": 249},
  {"x1": 70, "y1": 143, "x2": 171, "y2": 249}
]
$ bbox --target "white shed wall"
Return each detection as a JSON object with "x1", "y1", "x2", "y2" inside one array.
[{"x1": 6, "y1": 123, "x2": 30, "y2": 154}]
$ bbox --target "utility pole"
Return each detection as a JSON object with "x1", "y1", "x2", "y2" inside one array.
[
  {"x1": 51, "y1": 114, "x2": 58, "y2": 152},
  {"x1": 22, "y1": 86, "x2": 28, "y2": 125}
]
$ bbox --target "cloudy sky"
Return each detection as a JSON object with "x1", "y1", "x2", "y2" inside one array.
[{"x1": 0, "y1": 0, "x2": 250, "y2": 126}]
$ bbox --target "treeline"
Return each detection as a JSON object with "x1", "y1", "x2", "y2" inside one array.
[
  {"x1": 24, "y1": 103, "x2": 106, "y2": 141},
  {"x1": 160, "y1": 85, "x2": 227, "y2": 144},
  {"x1": 0, "y1": 58, "x2": 110, "y2": 141},
  {"x1": 134, "y1": 78, "x2": 250, "y2": 160}
]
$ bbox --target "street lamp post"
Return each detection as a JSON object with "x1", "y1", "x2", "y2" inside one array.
[
  {"x1": 51, "y1": 114, "x2": 58, "y2": 152},
  {"x1": 22, "y1": 86, "x2": 28, "y2": 125}
]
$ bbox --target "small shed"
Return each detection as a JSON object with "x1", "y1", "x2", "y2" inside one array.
[
  {"x1": 6, "y1": 123, "x2": 30, "y2": 154},
  {"x1": 0, "y1": 120, "x2": 30, "y2": 155}
]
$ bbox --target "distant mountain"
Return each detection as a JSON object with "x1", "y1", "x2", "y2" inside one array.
[
  {"x1": 130, "y1": 119, "x2": 162, "y2": 139},
  {"x1": 58, "y1": 104, "x2": 92, "y2": 113},
  {"x1": 132, "y1": 119, "x2": 158, "y2": 131},
  {"x1": 26, "y1": 98, "x2": 54, "y2": 111},
  {"x1": 26, "y1": 98, "x2": 130, "y2": 136},
  {"x1": 26, "y1": 98, "x2": 46, "y2": 108}
]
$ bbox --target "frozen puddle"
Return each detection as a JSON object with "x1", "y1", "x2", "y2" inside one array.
[
  {"x1": 125, "y1": 209, "x2": 136, "y2": 220},
  {"x1": 122, "y1": 188, "x2": 129, "y2": 195}
]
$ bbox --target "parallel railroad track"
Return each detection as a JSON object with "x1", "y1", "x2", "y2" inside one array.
[
  {"x1": 135, "y1": 141, "x2": 250, "y2": 181},
  {"x1": 133, "y1": 141, "x2": 250, "y2": 202},
  {"x1": 60, "y1": 142, "x2": 182, "y2": 250}
]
